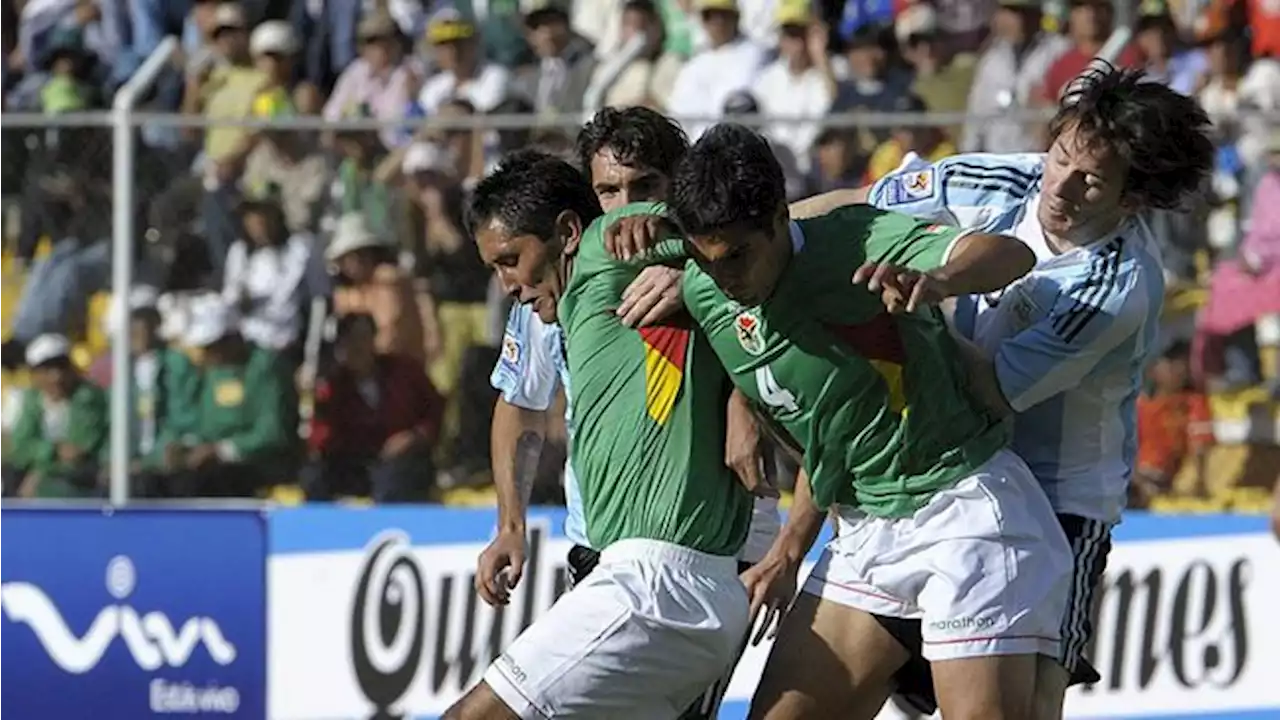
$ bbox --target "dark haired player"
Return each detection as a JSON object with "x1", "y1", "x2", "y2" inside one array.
[
  {"x1": 671, "y1": 122, "x2": 1073, "y2": 720},
  {"x1": 860, "y1": 63, "x2": 1215, "y2": 719},
  {"x1": 448, "y1": 150, "x2": 753, "y2": 720}
]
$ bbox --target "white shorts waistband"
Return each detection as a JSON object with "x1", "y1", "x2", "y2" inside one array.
[{"x1": 600, "y1": 538, "x2": 738, "y2": 575}]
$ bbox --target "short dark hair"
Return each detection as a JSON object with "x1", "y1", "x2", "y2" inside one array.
[
  {"x1": 575, "y1": 106, "x2": 689, "y2": 183},
  {"x1": 670, "y1": 123, "x2": 785, "y2": 238},
  {"x1": 1049, "y1": 62, "x2": 1214, "y2": 210},
  {"x1": 466, "y1": 149, "x2": 603, "y2": 241}
]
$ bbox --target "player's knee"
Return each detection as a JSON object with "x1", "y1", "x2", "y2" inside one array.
[{"x1": 441, "y1": 681, "x2": 519, "y2": 720}]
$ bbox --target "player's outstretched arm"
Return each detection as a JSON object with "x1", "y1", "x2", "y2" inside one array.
[
  {"x1": 476, "y1": 398, "x2": 548, "y2": 607},
  {"x1": 856, "y1": 230, "x2": 1035, "y2": 315}
]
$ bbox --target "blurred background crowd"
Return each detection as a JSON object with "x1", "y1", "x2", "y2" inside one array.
[{"x1": 0, "y1": 0, "x2": 1277, "y2": 513}]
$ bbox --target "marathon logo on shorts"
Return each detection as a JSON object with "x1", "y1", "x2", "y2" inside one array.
[
  {"x1": 881, "y1": 168, "x2": 937, "y2": 206},
  {"x1": 929, "y1": 616, "x2": 999, "y2": 633},
  {"x1": 735, "y1": 311, "x2": 766, "y2": 356}
]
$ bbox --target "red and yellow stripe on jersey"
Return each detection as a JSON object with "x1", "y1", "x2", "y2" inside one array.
[{"x1": 638, "y1": 325, "x2": 691, "y2": 425}]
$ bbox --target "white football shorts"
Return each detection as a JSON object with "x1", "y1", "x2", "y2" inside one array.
[
  {"x1": 803, "y1": 448, "x2": 1073, "y2": 662},
  {"x1": 483, "y1": 538, "x2": 750, "y2": 719}
]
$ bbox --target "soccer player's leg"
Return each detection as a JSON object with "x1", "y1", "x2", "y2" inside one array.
[
  {"x1": 446, "y1": 539, "x2": 750, "y2": 720},
  {"x1": 1032, "y1": 515, "x2": 1112, "y2": 720},
  {"x1": 747, "y1": 533, "x2": 913, "y2": 720},
  {"x1": 913, "y1": 449, "x2": 1074, "y2": 720}
]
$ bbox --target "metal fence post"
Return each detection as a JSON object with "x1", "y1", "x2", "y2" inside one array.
[{"x1": 109, "y1": 37, "x2": 179, "y2": 507}]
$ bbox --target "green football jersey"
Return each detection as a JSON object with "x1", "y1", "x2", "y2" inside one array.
[
  {"x1": 682, "y1": 205, "x2": 1009, "y2": 518},
  {"x1": 558, "y1": 202, "x2": 752, "y2": 556}
]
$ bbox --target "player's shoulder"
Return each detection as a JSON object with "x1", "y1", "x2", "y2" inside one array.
[{"x1": 933, "y1": 153, "x2": 1043, "y2": 199}]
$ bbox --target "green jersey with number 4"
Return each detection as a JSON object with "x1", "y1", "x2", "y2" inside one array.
[
  {"x1": 682, "y1": 205, "x2": 1009, "y2": 518},
  {"x1": 559, "y1": 202, "x2": 751, "y2": 556}
]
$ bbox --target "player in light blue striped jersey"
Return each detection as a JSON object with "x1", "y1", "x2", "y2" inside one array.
[{"x1": 863, "y1": 64, "x2": 1215, "y2": 718}]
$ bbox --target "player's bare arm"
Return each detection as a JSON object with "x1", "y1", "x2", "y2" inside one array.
[
  {"x1": 475, "y1": 398, "x2": 548, "y2": 607},
  {"x1": 855, "y1": 231, "x2": 1035, "y2": 315},
  {"x1": 741, "y1": 470, "x2": 824, "y2": 645},
  {"x1": 725, "y1": 389, "x2": 778, "y2": 498}
]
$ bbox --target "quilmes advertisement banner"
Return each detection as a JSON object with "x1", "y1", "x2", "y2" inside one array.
[
  {"x1": 0, "y1": 508, "x2": 268, "y2": 719},
  {"x1": 266, "y1": 508, "x2": 1280, "y2": 720}
]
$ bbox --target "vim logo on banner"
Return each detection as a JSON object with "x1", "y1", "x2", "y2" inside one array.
[
  {"x1": 343, "y1": 525, "x2": 572, "y2": 719},
  {"x1": 4, "y1": 555, "x2": 243, "y2": 714}
]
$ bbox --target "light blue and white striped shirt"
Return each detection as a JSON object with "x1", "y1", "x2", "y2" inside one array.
[
  {"x1": 869, "y1": 152, "x2": 1166, "y2": 524},
  {"x1": 490, "y1": 303, "x2": 588, "y2": 547}
]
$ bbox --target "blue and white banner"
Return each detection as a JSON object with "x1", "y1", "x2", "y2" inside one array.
[
  {"x1": 265, "y1": 508, "x2": 1280, "y2": 720},
  {"x1": 1, "y1": 508, "x2": 268, "y2": 719}
]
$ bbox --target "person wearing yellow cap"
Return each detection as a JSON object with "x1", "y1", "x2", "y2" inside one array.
[
  {"x1": 3, "y1": 334, "x2": 108, "y2": 498},
  {"x1": 418, "y1": 7, "x2": 512, "y2": 116},
  {"x1": 750, "y1": 0, "x2": 832, "y2": 182}
]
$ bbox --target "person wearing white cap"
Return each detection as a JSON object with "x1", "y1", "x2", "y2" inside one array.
[
  {"x1": 3, "y1": 334, "x2": 108, "y2": 498},
  {"x1": 329, "y1": 213, "x2": 428, "y2": 364},
  {"x1": 157, "y1": 299, "x2": 295, "y2": 498}
]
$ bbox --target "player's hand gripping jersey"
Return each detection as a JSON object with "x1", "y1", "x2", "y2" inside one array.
[
  {"x1": 683, "y1": 205, "x2": 1009, "y2": 517},
  {"x1": 559, "y1": 203, "x2": 752, "y2": 555}
]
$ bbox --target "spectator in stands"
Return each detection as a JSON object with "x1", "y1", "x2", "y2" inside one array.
[
  {"x1": 1133, "y1": 341, "x2": 1213, "y2": 507},
  {"x1": 806, "y1": 126, "x2": 865, "y2": 194},
  {"x1": 752, "y1": 1, "x2": 833, "y2": 180},
  {"x1": 401, "y1": 143, "x2": 489, "y2": 398},
  {"x1": 961, "y1": 0, "x2": 1069, "y2": 152},
  {"x1": 185, "y1": 3, "x2": 269, "y2": 283},
  {"x1": 589, "y1": 0, "x2": 683, "y2": 111},
  {"x1": 162, "y1": 300, "x2": 296, "y2": 498},
  {"x1": 105, "y1": 286, "x2": 201, "y2": 498},
  {"x1": 2, "y1": 334, "x2": 108, "y2": 498},
  {"x1": 241, "y1": 87, "x2": 330, "y2": 236},
  {"x1": 329, "y1": 118, "x2": 412, "y2": 246},
  {"x1": 289, "y1": 0, "x2": 359, "y2": 94},
  {"x1": 305, "y1": 313, "x2": 443, "y2": 502},
  {"x1": 39, "y1": 29, "x2": 96, "y2": 113},
  {"x1": 864, "y1": 93, "x2": 957, "y2": 182},
  {"x1": 518, "y1": 0, "x2": 596, "y2": 115},
  {"x1": 1197, "y1": 129, "x2": 1280, "y2": 392},
  {"x1": 113, "y1": 0, "x2": 193, "y2": 88},
  {"x1": 248, "y1": 20, "x2": 297, "y2": 112},
  {"x1": 418, "y1": 7, "x2": 511, "y2": 116},
  {"x1": 323, "y1": 12, "x2": 419, "y2": 151},
  {"x1": 667, "y1": 0, "x2": 767, "y2": 140},
  {"x1": 222, "y1": 188, "x2": 313, "y2": 354},
  {"x1": 1037, "y1": 0, "x2": 1142, "y2": 104},
  {"x1": 1134, "y1": 0, "x2": 1206, "y2": 95},
  {"x1": 720, "y1": 89, "x2": 807, "y2": 199},
  {"x1": 826, "y1": 23, "x2": 913, "y2": 151},
  {"x1": 895, "y1": 2, "x2": 976, "y2": 144},
  {"x1": 329, "y1": 213, "x2": 427, "y2": 364}
]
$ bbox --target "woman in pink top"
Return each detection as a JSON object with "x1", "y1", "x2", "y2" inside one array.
[
  {"x1": 328, "y1": 213, "x2": 426, "y2": 364},
  {"x1": 1195, "y1": 132, "x2": 1280, "y2": 385}
]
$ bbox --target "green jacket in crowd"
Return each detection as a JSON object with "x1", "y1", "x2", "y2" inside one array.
[
  {"x1": 8, "y1": 380, "x2": 108, "y2": 497},
  {"x1": 124, "y1": 348, "x2": 202, "y2": 469},
  {"x1": 169, "y1": 346, "x2": 297, "y2": 470}
]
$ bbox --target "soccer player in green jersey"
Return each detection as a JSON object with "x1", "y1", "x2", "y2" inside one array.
[
  {"x1": 444, "y1": 150, "x2": 753, "y2": 720},
  {"x1": 671, "y1": 124, "x2": 1074, "y2": 720}
]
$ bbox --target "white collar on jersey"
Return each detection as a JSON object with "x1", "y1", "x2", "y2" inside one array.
[{"x1": 788, "y1": 220, "x2": 806, "y2": 254}]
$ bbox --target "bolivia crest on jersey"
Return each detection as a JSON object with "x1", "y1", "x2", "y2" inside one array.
[{"x1": 736, "y1": 311, "x2": 765, "y2": 355}]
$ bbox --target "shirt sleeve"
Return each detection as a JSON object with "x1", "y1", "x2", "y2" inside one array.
[
  {"x1": 994, "y1": 268, "x2": 1150, "y2": 413},
  {"x1": 860, "y1": 208, "x2": 968, "y2": 273},
  {"x1": 866, "y1": 153, "x2": 1041, "y2": 229},
  {"x1": 490, "y1": 303, "x2": 562, "y2": 412}
]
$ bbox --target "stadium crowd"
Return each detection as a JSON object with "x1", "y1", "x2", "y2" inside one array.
[{"x1": 0, "y1": 0, "x2": 1276, "y2": 515}]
